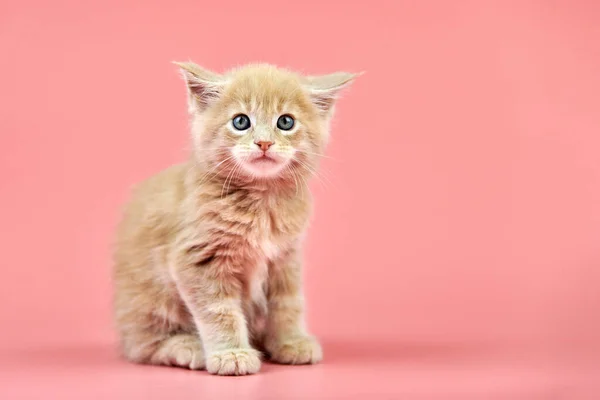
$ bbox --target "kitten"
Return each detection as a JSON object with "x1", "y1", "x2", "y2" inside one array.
[{"x1": 112, "y1": 61, "x2": 358, "y2": 375}]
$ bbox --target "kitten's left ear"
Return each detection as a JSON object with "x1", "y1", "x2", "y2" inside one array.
[
  {"x1": 304, "y1": 71, "x2": 362, "y2": 114},
  {"x1": 173, "y1": 61, "x2": 226, "y2": 112}
]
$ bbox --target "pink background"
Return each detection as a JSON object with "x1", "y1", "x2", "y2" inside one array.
[{"x1": 1, "y1": 0, "x2": 599, "y2": 398}]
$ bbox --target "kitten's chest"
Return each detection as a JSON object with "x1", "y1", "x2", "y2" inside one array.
[
  {"x1": 243, "y1": 210, "x2": 282, "y2": 331},
  {"x1": 247, "y1": 210, "x2": 286, "y2": 262},
  {"x1": 242, "y1": 199, "x2": 301, "y2": 303},
  {"x1": 244, "y1": 195, "x2": 307, "y2": 261}
]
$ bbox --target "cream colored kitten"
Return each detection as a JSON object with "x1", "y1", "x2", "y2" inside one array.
[{"x1": 112, "y1": 61, "x2": 358, "y2": 375}]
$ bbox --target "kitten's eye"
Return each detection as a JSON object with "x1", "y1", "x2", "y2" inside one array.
[
  {"x1": 232, "y1": 114, "x2": 251, "y2": 131},
  {"x1": 276, "y1": 114, "x2": 295, "y2": 131}
]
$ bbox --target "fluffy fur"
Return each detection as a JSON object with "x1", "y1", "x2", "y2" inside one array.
[{"x1": 112, "y1": 62, "x2": 358, "y2": 375}]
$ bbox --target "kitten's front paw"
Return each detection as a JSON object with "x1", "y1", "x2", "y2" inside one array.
[
  {"x1": 206, "y1": 348, "x2": 262, "y2": 376},
  {"x1": 268, "y1": 336, "x2": 323, "y2": 365}
]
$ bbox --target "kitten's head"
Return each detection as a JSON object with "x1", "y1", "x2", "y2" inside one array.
[{"x1": 174, "y1": 62, "x2": 358, "y2": 182}]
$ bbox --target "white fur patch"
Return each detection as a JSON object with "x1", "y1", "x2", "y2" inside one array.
[
  {"x1": 249, "y1": 261, "x2": 268, "y2": 314},
  {"x1": 260, "y1": 238, "x2": 281, "y2": 261}
]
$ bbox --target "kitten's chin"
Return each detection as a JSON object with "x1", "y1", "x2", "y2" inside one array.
[{"x1": 242, "y1": 156, "x2": 289, "y2": 179}]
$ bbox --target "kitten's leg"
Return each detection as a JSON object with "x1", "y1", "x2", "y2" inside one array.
[
  {"x1": 172, "y1": 255, "x2": 261, "y2": 376},
  {"x1": 265, "y1": 249, "x2": 323, "y2": 365},
  {"x1": 122, "y1": 332, "x2": 205, "y2": 370}
]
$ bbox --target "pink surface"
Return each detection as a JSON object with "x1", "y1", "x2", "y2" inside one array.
[
  {"x1": 1, "y1": 0, "x2": 600, "y2": 398},
  {"x1": 1, "y1": 341, "x2": 599, "y2": 399}
]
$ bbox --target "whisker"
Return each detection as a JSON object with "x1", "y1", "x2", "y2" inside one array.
[
  {"x1": 312, "y1": 164, "x2": 337, "y2": 185},
  {"x1": 197, "y1": 155, "x2": 235, "y2": 186},
  {"x1": 226, "y1": 158, "x2": 244, "y2": 196},
  {"x1": 221, "y1": 160, "x2": 239, "y2": 199},
  {"x1": 292, "y1": 163, "x2": 309, "y2": 200},
  {"x1": 286, "y1": 164, "x2": 299, "y2": 197},
  {"x1": 295, "y1": 165, "x2": 310, "y2": 200},
  {"x1": 295, "y1": 159, "x2": 334, "y2": 190},
  {"x1": 296, "y1": 149, "x2": 340, "y2": 162},
  {"x1": 222, "y1": 155, "x2": 247, "y2": 199}
]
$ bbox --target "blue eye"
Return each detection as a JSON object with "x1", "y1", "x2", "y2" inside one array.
[
  {"x1": 277, "y1": 114, "x2": 295, "y2": 131},
  {"x1": 232, "y1": 114, "x2": 251, "y2": 131}
]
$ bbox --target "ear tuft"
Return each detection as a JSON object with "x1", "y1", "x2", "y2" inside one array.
[
  {"x1": 173, "y1": 61, "x2": 225, "y2": 111},
  {"x1": 304, "y1": 71, "x2": 361, "y2": 113}
]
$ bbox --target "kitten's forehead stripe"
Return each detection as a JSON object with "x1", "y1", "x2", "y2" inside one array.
[{"x1": 222, "y1": 64, "x2": 312, "y2": 116}]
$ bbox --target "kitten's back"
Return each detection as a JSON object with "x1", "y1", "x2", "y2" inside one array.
[{"x1": 112, "y1": 163, "x2": 192, "y2": 345}]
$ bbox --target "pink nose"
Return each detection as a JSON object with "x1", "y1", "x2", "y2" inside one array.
[{"x1": 255, "y1": 141, "x2": 273, "y2": 151}]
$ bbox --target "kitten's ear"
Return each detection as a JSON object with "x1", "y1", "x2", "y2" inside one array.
[
  {"x1": 304, "y1": 71, "x2": 361, "y2": 114},
  {"x1": 173, "y1": 61, "x2": 226, "y2": 112}
]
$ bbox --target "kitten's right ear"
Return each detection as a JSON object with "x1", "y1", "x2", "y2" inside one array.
[
  {"x1": 173, "y1": 61, "x2": 226, "y2": 112},
  {"x1": 303, "y1": 71, "x2": 362, "y2": 115}
]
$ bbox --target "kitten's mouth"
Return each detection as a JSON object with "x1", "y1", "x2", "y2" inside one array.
[
  {"x1": 250, "y1": 154, "x2": 277, "y2": 164},
  {"x1": 241, "y1": 153, "x2": 288, "y2": 178}
]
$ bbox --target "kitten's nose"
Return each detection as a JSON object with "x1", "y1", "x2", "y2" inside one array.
[{"x1": 255, "y1": 141, "x2": 274, "y2": 152}]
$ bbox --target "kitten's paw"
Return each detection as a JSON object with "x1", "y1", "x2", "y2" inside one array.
[
  {"x1": 149, "y1": 334, "x2": 205, "y2": 370},
  {"x1": 206, "y1": 348, "x2": 262, "y2": 376},
  {"x1": 268, "y1": 336, "x2": 323, "y2": 365},
  {"x1": 169, "y1": 342, "x2": 205, "y2": 370}
]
